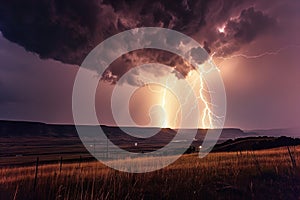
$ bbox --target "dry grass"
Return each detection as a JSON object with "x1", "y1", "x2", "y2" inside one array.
[{"x1": 0, "y1": 146, "x2": 300, "y2": 200}]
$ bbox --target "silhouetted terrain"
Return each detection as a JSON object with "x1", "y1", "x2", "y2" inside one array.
[
  {"x1": 0, "y1": 120, "x2": 299, "y2": 166},
  {"x1": 1, "y1": 121, "x2": 300, "y2": 199},
  {"x1": 212, "y1": 136, "x2": 300, "y2": 152}
]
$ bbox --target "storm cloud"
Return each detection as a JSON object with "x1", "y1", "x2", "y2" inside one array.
[
  {"x1": 0, "y1": 0, "x2": 299, "y2": 129},
  {"x1": 103, "y1": 49, "x2": 196, "y2": 85},
  {"x1": 0, "y1": 0, "x2": 279, "y2": 80},
  {"x1": 211, "y1": 7, "x2": 278, "y2": 57}
]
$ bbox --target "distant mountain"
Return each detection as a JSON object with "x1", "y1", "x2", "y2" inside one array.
[
  {"x1": 0, "y1": 120, "x2": 252, "y2": 140},
  {"x1": 245, "y1": 128, "x2": 300, "y2": 138},
  {"x1": 0, "y1": 120, "x2": 77, "y2": 137},
  {"x1": 0, "y1": 120, "x2": 258, "y2": 155},
  {"x1": 0, "y1": 120, "x2": 299, "y2": 166},
  {"x1": 1, "y1": 120, "x2": 299, "y2": 140}
]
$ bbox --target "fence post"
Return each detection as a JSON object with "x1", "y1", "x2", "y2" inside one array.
[
  {"x1": 79, "y1": 155, "x2": 82, "y2": 170},
  {"x1": 33, "y1": 157, "x2": 39, "y2": 190},
  {"x1": 59, "y1": 156, "x2": 63, "y2": 173},
  {"x1": 287, "y1": 146, "x2": 296, "y2": 169}
]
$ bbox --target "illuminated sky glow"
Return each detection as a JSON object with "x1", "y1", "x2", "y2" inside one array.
[{"x1": 0, "y1": 0, "x2": 300, "y2": 129}]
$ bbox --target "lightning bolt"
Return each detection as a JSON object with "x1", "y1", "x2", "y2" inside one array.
[
  {"x1": 196, "y1": 55, "x2": 226, "y2": 129},
  {"x1": 199, "y1": 74, "x2": 213, "y2": 128},
  {"x1": 135, "y1": 58, "x2": 223, "y2": 129},
  {"x1": 197, "y1": 60, "x2": 223, "y2": 129},
  {"x1": 172, "y1": 61, "x2": 221, "y2": 129},
  {"x1": 157, "y1": 58, "x2": 221, "y2": 129},
  {"x1": 213, "y1": 44, "x2": 300, "y2": 64},
  {"x1": 161, "y1": 78, "x2": 168, "y2": 128},
  {"x1": 145, "y1": 78, "x2": 170, "y2": 128}
]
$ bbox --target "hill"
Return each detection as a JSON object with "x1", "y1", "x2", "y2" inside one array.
[{"x1": 212, "y1": 136, "x2": 300, "y2": 152}]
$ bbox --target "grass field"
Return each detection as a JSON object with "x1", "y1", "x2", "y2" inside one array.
[{"x1": 0, "y1": 146, "x2": 299, "y2": 200}]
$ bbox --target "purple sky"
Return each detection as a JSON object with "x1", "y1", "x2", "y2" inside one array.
[{"x1": 0, "y1": 0, "x2": 299, "y2": 129}]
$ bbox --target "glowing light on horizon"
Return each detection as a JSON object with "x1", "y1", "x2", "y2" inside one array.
[
  {"x1": 161, "y1": 80, "x2": 168, "y2": 128},
  {"x1": 144, "y1": 83, "x2": 180, "y2": 129},
  {"x1": 131, "y1": 58, "x2": 223, "y2": 130},
  {"x1": 159, "y1": 62, "x2": 219, "y2": 129}
]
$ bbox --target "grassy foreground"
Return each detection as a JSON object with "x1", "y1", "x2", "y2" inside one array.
[{"x1": 0, "y1": 146, "x2": 299, "y2": 200}]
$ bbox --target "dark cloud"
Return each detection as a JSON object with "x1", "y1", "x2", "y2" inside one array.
[
  {"x1": 210, "y1": 7, "x2": 278, "y2": 57},
  {"x1": 0, "y1": 0, "x2": 112, "y2": 65},
  {"x1": 190, "y1": 47, "x2": 209, "y2": 64},
  {"x1": 102, "y1": 49, "x2": 195, "y2": 85},
  {"x1": 0, "y1": 0, "x2": 278, "y2": 81},
  {"x1": 203, "y1": 41, "x2": 211, "y2": 54},
  {"x1": 0, "y1": 0, "x2": 299, "y2": 129}
]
